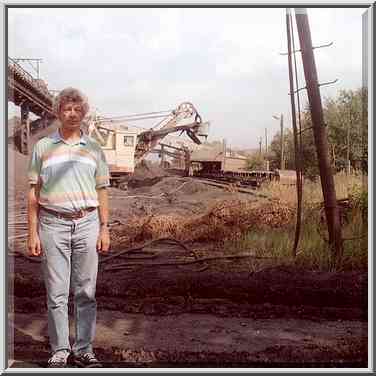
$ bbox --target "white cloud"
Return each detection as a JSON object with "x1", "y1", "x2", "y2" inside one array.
[{"x1": 8, "y1": 7, "x2": 366, "y2": 148}]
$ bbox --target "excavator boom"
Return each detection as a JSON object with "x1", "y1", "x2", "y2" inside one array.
[
  {"x1": 87, "y1": 102, "x2": 209, "y2": 183},
  {"x1": 135, "y1": 121, "x2": 208, "y2": 163}
]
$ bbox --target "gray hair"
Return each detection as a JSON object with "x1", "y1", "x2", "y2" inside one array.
[{"x1": 53, "y1": 87, "x2": 90, "y2": 116}]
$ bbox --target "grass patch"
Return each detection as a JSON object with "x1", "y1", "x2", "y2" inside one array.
[
  {"x1": 259, "y1": 171, "x2": 367, "y2": 206},
  {"x1": 227, "y1": 173, "x2": 368, "y2": 272}
]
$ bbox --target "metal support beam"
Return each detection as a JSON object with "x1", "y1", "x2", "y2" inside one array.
[{"x1": 20, "y1": 102, "x2": 30, "y2": 155}]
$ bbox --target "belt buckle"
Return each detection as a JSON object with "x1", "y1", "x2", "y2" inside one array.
[{"x1": 77, "y1": 209, "x2": 85, "y2": 219}]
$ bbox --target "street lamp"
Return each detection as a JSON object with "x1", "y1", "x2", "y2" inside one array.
[{"x1": 272, "y1": 114, "x2": 284, "y2": 170}]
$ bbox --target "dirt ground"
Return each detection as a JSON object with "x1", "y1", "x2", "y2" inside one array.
[{"x1": 7, "y1": 144, "x2": 368, "y2": 369}]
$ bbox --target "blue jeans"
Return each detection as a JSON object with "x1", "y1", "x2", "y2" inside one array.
[{"x1": 38, "y1": 208, "x2": 99, "y2": 355}]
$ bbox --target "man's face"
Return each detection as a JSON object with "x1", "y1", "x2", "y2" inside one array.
[{"x1": 59, "y1": 101, "x2": 85, "y2": 130}]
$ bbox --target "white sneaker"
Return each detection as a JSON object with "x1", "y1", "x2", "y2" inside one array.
[{"x1": 47, "y1": 349, "x2": 70, "y2": 368}]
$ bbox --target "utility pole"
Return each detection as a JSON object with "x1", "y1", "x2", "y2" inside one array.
[
  {"x1": 286, "y1": 9, "x2": 303, "y2": 258},
  {"x1": 295, "y1": 8, "x2": 343, "y2": 262},
  {"x1": 265, "y1": 128, "x2": 269, "y2": 171},
  {"x1": 222, "y1": 138, "x2": 227, "y2": 171},
  {"x1": 347, "y1": 105, "x2": 352, "y2": 175},
  {"x1": 259, "y1": 137, "x2": 262, "y2": 155},
  {"x1": 280, "y1": 114, "x2": 284, "y2": 170},
  {"x1": 273, "y1": 114, "x2": 285, "y2": 170},
  {"x1": 265, "y1": 128, "x2": 268, "y2": 154}
]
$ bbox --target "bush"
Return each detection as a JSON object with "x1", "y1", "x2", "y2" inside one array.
[{"x1": 348, "y1": 183, "x2": 368, "y2": 218}]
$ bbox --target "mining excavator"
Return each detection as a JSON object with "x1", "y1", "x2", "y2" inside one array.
[{"x1": 86, "y1": 102, "x2": 209, "y2": 186}]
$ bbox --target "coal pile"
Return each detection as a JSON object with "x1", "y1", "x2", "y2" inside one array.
[{"x1": 127, "y1": 160, "x2": 171, "y2": 188}]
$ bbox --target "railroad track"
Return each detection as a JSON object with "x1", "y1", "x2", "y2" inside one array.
[
  {"x1": 196, "y1": 177, "x2": 258, "y2": 187},
  {"x1": 191, "y1": 177, "x2": 271, "y2": 198},
  {"x1": 192, "y1": 170, "x2": 276, "y2": 188}
]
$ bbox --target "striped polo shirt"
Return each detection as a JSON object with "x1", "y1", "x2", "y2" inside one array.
[{"x1": 28, "y1": 128, "x2": 110, "y2": 214}]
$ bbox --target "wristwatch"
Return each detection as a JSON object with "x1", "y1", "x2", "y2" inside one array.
[{"x1": 100, "y1": 222, "x2": 110, "y2": 228}]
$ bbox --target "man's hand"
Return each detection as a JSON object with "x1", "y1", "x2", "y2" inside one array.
[
  {"x1": 97, "y1": 227, "x2": 110, "y2": 253},
  {"x1": 27, "y1": 232, "x2": 42, "y2": 257}
]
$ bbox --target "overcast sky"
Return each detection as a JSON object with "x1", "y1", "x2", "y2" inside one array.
[{"x1": 8, "y1": 6, "x2": 366, "y2": 149}]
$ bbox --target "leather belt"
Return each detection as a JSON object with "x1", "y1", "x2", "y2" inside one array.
[{"x1": 39, "y1": 206, "x2": 97, "y2": 220}]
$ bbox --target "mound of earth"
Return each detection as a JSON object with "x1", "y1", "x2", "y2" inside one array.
[
  {"x1": 128, "y1": 160, "x2": 171, "y2": 188},
  {"x1": 107, "y1": 175, "x2": 255, "y2": 225},
  {"x1": 130, "y1": 176, "x2": 211, "y2": 197}
]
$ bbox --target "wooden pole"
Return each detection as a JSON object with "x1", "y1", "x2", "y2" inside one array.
[
  {"x1": 295, "y1": 8, "x2": 343, "y2": 263},
  {"x1": 286, "y1": 8, "x2": 303, "y2": 258},
  {"x1": 280, "y1": 113, "x2": 284, "y2": 170},
  {"x1": 265, "y1": 128, "x2": 270, "y2": 171},
  {"x1": 347, "y1": 104, "x2": 352, "y2": 175}
]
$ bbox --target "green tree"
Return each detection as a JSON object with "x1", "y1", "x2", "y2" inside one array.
[
  {"x1": 324, "y1": 89, "x2": 365, "y2": 171},
  {"x1": 269, "y1": 88, "x2": 367, "y2": 178},
  {"x1": 269, "y1": 128, "x2": 296, "y2": 170},
  {"x1": 269, "y1": 114, "x2": 318, "y2": 178},
  {"x1": 247, "y1": 152, "x2": 265, "y2": 170},
  {"x1": 298, "y1": 111, "x2": 320, "y2": 178}
]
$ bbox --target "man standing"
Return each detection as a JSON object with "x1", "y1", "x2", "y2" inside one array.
[{"x1": 27, "y1": 88, "x2": 110, "y2": 368}]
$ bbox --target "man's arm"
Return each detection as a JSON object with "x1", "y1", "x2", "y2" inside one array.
[
  {"x1": 27, "y1": 185, "x2": 42, "y2": 256},
  {"x1": 96, "y1": 187, "x2": 110, "y2": 253}
]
